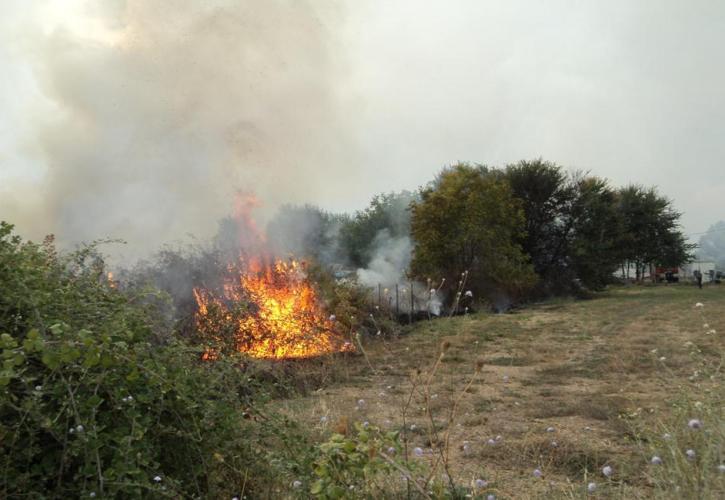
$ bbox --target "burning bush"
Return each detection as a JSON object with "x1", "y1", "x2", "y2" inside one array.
[{"x1": 193, "y1": 256, "x2": 353, "y2": 360}]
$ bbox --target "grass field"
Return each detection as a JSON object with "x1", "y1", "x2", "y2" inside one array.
[{"x1": 276, "y1": 284, "x2": 724, "y2": 498}]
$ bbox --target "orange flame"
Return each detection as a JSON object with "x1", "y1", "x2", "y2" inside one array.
[{"x1": 193, "y1": 257, "x2": 352, "y2": 360}]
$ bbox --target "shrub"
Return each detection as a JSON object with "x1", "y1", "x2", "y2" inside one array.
[{"x1": 0, "y1": 222, "x2": 281, "y2": 498}]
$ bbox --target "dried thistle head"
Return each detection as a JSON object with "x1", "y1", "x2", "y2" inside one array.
[
  {"x1": 334, "y1": 416, "x2": 350, "y2": 435},
  {"x1": 441, "y1": 340, "x2": 451, "y2": 352},
  {"x1": 475, "y1": 359, "x2": 484, "y2": 373}
]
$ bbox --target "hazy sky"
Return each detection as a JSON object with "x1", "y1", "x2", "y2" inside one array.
[{"x1": 1, "y1": 0, "x2": 723, "y2": 258}]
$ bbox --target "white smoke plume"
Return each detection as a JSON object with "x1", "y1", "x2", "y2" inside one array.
[
  {"x1": 355, "y1": 229, "x2": 444, "y2": 316},
  {"x1": 355, "y1": 229, "x2": 411, "y2": 288},
  {"x1": 1, "y1": 0, "x2": 362, "y2": 261}
]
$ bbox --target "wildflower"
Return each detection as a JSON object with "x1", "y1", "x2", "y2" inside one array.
[
  {"x1": 465, "y1": 290, "x2": 473, "y2": 298},
  {"x1": 685, "y1": 449, "x2": 696, "y2": 461},
  {"x1": 329, "y1": 314, "x2": 336, "y2": 322},
  {"x1": 662, "y1": 433, "x2": 672, "y2": 440},
  {"x1": 154, "y1": 476, "x2": 162, "y2": 482},
  {"x1": 431, "y1": 393, "x2": 438, "y2": 399},
  {"x1": 487, "y1": 496, "x2": 496, "y2": 500},
  {"x1": 89, "y1": 493, "x2": 96, "y2": 498},
  {"x1": 69, "y1": 428, "x2": 74, "y2": 434},
  {"x1": 587, "y1": 482, "x2": 597, "y2": 493},
  {"x1": 546, "y1": 426, "x2": 555, "y2": 433},
  {"x1": 232, "y1": 497, "x2": 239, "y2": 500},
  {"x1": 487, "y1": 438, "x2": 496, "y2": 445},
  {"x1": 688, "y1": 418, "x2": 703, "y2": 430},
  {"x1": 718, "y1": 464, "x2": 725, "y2": 473},
  {"x1": 658, "y1": 356, "x2": 666, "y2": 362},
  {"x1": 320, "y1": 416, "x2": 328, "y2": 424},
  {"x1": 495, "y1": 435, "x2": 502, "y2": 441},
  {"x1": 387, "y1": 446, "x2": 396, "y2": 455},
  {"x1": 550, "y1": 441, "x2": 558, "y2": 448},
  {"x1": 34, "y1": 385, "x2": 42, "y2": 391},
  {"x1": 533, "y1": 469, "x2": 542, "y2": 478},
  {"x1": 430, "y1": 289, "x2": 436, "y2": 295},
  {"x1": 474, "y1": 478, "x2": 488, "y2": 488},
  {"x1": 695, "y1": 302, "x2": 704, "y2": 308},
  {"x1": 602, "y1": 465, "x2": 613, "y2": 477},
  {"x1": 651, "y1": 456, "x2": 663, "y2": 465},
  {"x1": 76, "y1": 425, "x2": 84, "y2": 433},
  {"x1": 362, "y1": 421, "x2": 369, "y2": 428},
  {"x1": 410, "y1": 424, "x2": 417, "y2": 431},
  {"x1": 502, "y1": 375, "x2": 509, "y2": 383},
  {"x1": 348, "y1": 485, "x2": 355, "y2": 490},
  {"x1": 292, "y1": 480, "x2": 302, "y2": 488},
  {"x1": 413, "y1": 447, "x2": 424, "y2": 457},
  {"x1": 703, "y1": 323, "x2": 709, "y2": 328},
  {"x1": 357, "y1": 399, "x2": 365, "y2": 407},
  {"x1": 378, "y1": 391, "x2": 386, "y2": 397},
  {"x1": 707, "y1": 329, "x2": 716, "y2": 335}
]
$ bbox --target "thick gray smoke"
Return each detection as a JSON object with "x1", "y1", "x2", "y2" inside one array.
[
  {"x1": 698, "y1": 221, "x2": 725, "y2": 268},
  {"x1": 1, "y1": 0, "x2": 361, "y2": 261}
]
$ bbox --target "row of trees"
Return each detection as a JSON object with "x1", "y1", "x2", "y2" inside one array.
[
  {"x1": 410, "y1": 160, "x2": 694, "y2": 300},
  {"x1": 219, "y1": 159, "x2": 692, "y2": 305}
]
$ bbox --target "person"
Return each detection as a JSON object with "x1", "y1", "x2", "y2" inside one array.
[{"x1": 694, "y1": 269, "x2": 703, "y2": 289}]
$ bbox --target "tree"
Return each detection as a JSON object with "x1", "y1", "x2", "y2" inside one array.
[
  {"x1": 568, "y1": 176, "x2": 625, "y2": 290},
  {"x1": 409, "y1": 164, "x2": 535, "y2": 302},
  {"x1": 339, "y1": 191, "x2": 417, "y2": 268},
  {"x1": 616, "y1": 185, "x2": 694, "y2": 279},
  {"x1": 502, "y1": 159, "x2": 579, "y2": 293}
]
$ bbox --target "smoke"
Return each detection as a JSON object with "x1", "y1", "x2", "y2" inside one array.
[
  {"x1": 355, "y1": 229, "x2": 411, "y2": 288},
  {"x1": 1, "y1": 0, "x2": 361, "y2": 261},
  {"x1": 355, "y1": 229, "x2": 446, "y2": 316}
]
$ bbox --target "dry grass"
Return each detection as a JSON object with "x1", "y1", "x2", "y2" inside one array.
[{"x1": 273, "y1": 284, "x2": 725, "y2": 498}]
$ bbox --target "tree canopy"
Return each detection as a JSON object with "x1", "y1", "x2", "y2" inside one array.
[{"x1": 409, "y1": 163, "x2": 536, "y2": 300}]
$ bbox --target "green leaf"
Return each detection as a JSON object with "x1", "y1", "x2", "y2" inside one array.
[
  {"x1": 41, "y1": 352, "x2": 60, "y2": 370},
  {"x1": 0, "y1": 333, "x2": 17, "y2": 349},
  {"x1": 126, "y1": 368, "x2": 140, "y2": 382},
  {"x1": 310, "y1": 480, "x2": 324, "y2": 495}
]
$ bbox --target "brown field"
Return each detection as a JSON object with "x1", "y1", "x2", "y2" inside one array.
[{"x1": 274, "y1": 284, "x2": 724, "y2": 498}]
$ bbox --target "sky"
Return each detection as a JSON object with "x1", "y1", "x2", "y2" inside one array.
[{"x1": 1, "y1": 0, "x2": 723, "y2": 259}]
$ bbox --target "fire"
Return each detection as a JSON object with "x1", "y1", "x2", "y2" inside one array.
[{"x1": 193, "y1": 256, "x2": 352, "y2": 360}]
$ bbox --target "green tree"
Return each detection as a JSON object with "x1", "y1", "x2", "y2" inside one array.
[
  {"x1": 409, "y1": 164, "x2": 535, "y2": 301},
  {"x1": 616, "y1": 185, "x2": 694, "y2": 279},
  {"x1": 502, "y1": 159, "x2": 579, "y2": 292},
  {"x1": 568, "y1": 176, "x2": 625, "y2": 290}
]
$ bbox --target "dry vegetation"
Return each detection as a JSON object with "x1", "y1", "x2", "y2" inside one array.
[{"x1": 275, "y1": 284, "x2": 724, "y2": 498}]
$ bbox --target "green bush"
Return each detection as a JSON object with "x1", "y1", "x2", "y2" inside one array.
[
  {"x1": 310, "y1": 423, "x2": 406, "y2": 499},
  {"x1": 0, "y1": 222, "x2": 281, "y2": 498}
]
